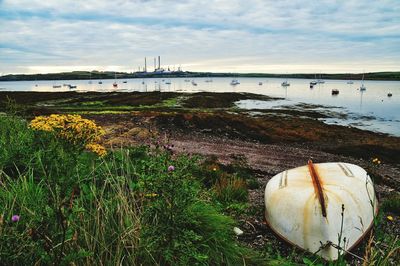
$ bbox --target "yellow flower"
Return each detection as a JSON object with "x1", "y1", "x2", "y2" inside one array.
[
  {"x1": 387, "y1": 215, "x2": 394, "y2": 221},
  {"x1": 30, "y1": 114, "x2": 106, "y2": 156},
  {"x1": 213, "y1": 167, "x2": 217, "y2": 171},
  {"x1": 85, "y1": 143, "x2": 107, "y2": 157}
]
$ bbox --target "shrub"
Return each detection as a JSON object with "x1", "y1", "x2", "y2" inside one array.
[{"x1": 29, "y1": 114, "x2": 106, "y2": 156}]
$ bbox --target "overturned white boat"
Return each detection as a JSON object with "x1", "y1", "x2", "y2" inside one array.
[{"x1": 265, "y1": 161, "x2": 378, "y2": 260}]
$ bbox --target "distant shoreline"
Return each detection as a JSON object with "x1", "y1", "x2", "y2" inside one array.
[{"x1": 1, "y1": 71, "x2": 400, "y2": 81}]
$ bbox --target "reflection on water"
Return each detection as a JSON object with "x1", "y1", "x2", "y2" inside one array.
[{"x1": 1, "y1": 77, "x2": 399, "y2": 136}]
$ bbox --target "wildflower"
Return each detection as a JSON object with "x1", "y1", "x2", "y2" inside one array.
[
  {"x1": 85, "y1": 143, "x2": 107, "y2": 157},
  {"x1": 387, "y1": 215, "x2": 393, "y2": 221},
  {"x1": 30, "y1": 114, "x2": 105, "y2": 151},
  {"x1": 168, "y1": 165, "x2": 175, "y2": 172},
  {"x1": 372, "y1": 158, "x2": 378, "y2": 163},
  {"x1": 11, "y1": 215, "x2": 20, "y2": 222}
]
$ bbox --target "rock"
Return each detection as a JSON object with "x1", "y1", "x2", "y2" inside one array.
[{"x1": 233, "y1": 227, "x2": 244, "y2": 236}]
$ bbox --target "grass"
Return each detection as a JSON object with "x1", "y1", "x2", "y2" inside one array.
[{"x1": 0, "y1": 113, "x2": 399, "y2": 265}]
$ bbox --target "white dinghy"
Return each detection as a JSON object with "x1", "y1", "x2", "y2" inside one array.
[{"x1": 265, "y1": 161, "x2": 378, "y2": 260}]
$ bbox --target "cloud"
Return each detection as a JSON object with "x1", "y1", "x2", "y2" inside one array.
[{"x1": 0, "y1": 0, "x2": 399, "y2": 74}]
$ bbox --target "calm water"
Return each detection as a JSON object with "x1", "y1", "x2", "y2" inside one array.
[{"x1": 1, "y1": 77, "x2": 399, "y2": 136}]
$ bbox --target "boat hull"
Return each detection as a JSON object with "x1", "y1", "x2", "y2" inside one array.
[{"x1": 264, "y1": 162, "x2": 377, "y2": 260}]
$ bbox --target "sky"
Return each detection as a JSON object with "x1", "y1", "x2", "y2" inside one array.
[{"x1": 0, "y1": 0, "x2": 399, "y2": 74}]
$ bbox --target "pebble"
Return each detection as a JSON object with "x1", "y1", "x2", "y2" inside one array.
[{"x1": 233, "y1": 227, "x2": 244, "y2": 236}]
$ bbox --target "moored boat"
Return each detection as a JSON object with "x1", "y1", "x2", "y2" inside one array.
[
  {"x1": 230, "y1": 79, "x2": 240, "y2": 85},
  {"x1": 264, "y1": 161, "x2": 377, "y2": 260},
  {"x1": 331, "y1": 89, "x2": 339, "y2": 95}
]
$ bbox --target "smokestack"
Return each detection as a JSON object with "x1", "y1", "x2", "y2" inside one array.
[
  {"x1": 144, "y1": 57, "x2": 147, "y2": 72},
  {"x1": 158, "y1": 56, "x2": 160, "y2": 69},
  {"x1": 154, "y1": 57, "x2": 156, "y2": 71}
]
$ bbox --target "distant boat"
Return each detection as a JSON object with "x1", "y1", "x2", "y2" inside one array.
[
  {"x1": 191, "y1": 80, "x2": 197, "y2": 86},
  {"x1": 113, "y1": 72, "x2": 118, "y2": 88},
  {"x1": 52, "y1": 85, "x2": 62, "y2": 88},
  {"x1": 331, "y1": 89, "x2": 339, "y2": 95},
  {"x1": 259, "y1": 82, "x2": 263, "y2": 85},
  {"x1": 230, "y1": 79, "x2": 240, "y2": 85},
  {"x1": 63, "y1": 84, "x2": 70, "y2": 87},
  {"x1": 316, "y1": 73, "x2": 325, "y2": 84},
  {"x1": 310, "y1": 84, "x2": 314, "y2": 89},
  {"x1": 98, "y1": 81, "x2": 103, "y2": 84},
  {"x1": 142, "y1": 79, "x2": 145, "y2": 84},
  {"x1": 310, "y1": 81, "x2": 317, "y2": 85},
  {"x1": 360, "y1": 72, "x2": 366, "y2": 91},
  {"x1": 388, "y1": 92, "x2": 393, "y2": 97},
  {"x1": 68, "y1": 85, "x2": 77, "y2": 89},
  {"x1": 184, "y1": 79, "x2": 191, "y2": 82},
  {"x1": 347, "y1": 81, "x2": 354, "y2": 84},
  {"x1": 165, "y1": 80, "x2": 171, "y2": 85},
  {"x1": 281, "y1": 80, "x2": 290, "y2": 87},
  {"x1": 123, "y1": 81, "x2": 127, "y2": 83}
]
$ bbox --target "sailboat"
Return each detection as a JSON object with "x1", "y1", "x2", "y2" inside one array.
[
  {"x1": 310, "y1": 74, "x2": 317, "y2": 86},
  {"x1": 281, "y1": 78, "x2": 290, "y2": 86},
  {"x1": 230, "y1": 79, "x2": 240, "y2": 85},
  {"x1": 360, "y1": 72, "x2": 366, "y2": 91},
  {"x1": 317, "y1": 73, "x2": 325, "y2": 84},
  {"x1": 113, "y1": 72, "x2": 118, "y2": 88}
]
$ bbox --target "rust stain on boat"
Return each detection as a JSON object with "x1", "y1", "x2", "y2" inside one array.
[{"x1": 308, "y1": 160, "x2": 327, "y2": 217}]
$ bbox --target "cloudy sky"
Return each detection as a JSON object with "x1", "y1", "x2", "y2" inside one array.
[{"x1": 1, "y1": 0, "x2": 399, "y2": 74}]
